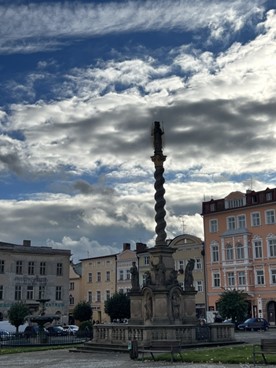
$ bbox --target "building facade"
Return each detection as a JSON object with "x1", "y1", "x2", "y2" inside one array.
[
  {"x1": 68, "y1": 262, "x2": 82, "y2": 323},
  {"x1": 202, "y1": 188, "x2": 276, "y2": 324},
  {"x1": 81, "y1": 253, "x2": 117, "y2": 323},
  {"x1": 0, "y1": 240, "x2": 71, "y2": 321},
  {"x1": 116, "y1": 243, "x2": 137, "y2": 294}
]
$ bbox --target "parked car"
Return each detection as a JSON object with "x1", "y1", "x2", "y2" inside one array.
[
  {"x1": 63, "y1": 325, "x2": 79, "y2": 335},
  {"x1": 237, "y1": 318, "x2": 269, "y2": 331},
  {"x1": 23, "y1": 325, "x2": 49, "y2": 338},
  {"x1": 46, "y1": 325, "x2": 68, "y2": 336},
  {"x1": 0, "y1": 329, "x2": 10, "y2": 340}
]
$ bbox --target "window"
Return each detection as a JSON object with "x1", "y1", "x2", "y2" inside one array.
[
  {"x1": 0, "y1": 285, "x2": 3, "y2": 300},
  {"x1": 179, "y1": 260, "x2": 184, "y2": 270},
  {"x1": 39, "y1": 286, "x2": 45, "y2": 299},
  {"x1": 0, "y1": 260, "x2": 4, "y2": 274},
  {"x1": 126, "y1": 269, "x2": 130, "y2": 280},
  {"x1": 227, "y1": 272, "x2": 235, "y2": 287},
  {"x1": 144, "y1": 256, "x2": 150, "y2": 265},
  {"x1": 225, "y1": 244, "x2": 233, "y2": 261},
  {"x1": 238, "y1": 215, "x2": 246, "y2": 229},
  {"x1": 266, "y1": 210, "x2": 275, "y2": 224},
  {"x1": 227, "y1": 217, "x2": 235, "y2": 230},
  {"x1": 70, "y1": 282, "x2": 74, "y2": 290},
  {"x1": 88, "y1": 291, "x2": 92, "y2": 303},
  {"x1": 26, "y1": 286, "x2": 34, "y2": 300},
  {"x1": 236, "y1": 243, "x2": 244, "y2": 260},
  {"x1": 97, "y1": 272, "x2": 101, "y2": 282},
  {"x1": 254, "y1": 240, "x2": 263, "y2": 258},
  {"x1": 269, "y1": 238, "x2": 276, "y2": 257},
  {"x1": 28, "y1": 261, "x2": 34, "y2": 275},
  {"x1": 196, "y1": 280, "x2": 203, "y2": 292},
  {"x1": 119, "y1": 270, "x2": 124, "y2": 280},
  {"x1": 96, "y1": 291, "x2": 101, "y2": 302},
  {"x1": 266, "y1": 192, "x2": 272, "y2": 201},
  {"x1": 16, "y1": 261, "x2": 23, "y2": 275},
  {"x1": 106, "y1": 290, "x2": 111, "y2": 300},
  {"x1": 271, "y1": 269, "x2": 276, "y2": 284},
  {"x1": 238, "y1": 271, "x2": 246, "y2": 286},
  {"x1": 195, "y1": 259, "x2": 202, "y2": 270},
  {"x1": 213, "y1": 272, "x2": 220, "y2": 287},
  {"x1": 251, "y1": 212, "x2": 260, "y2": 227},
  {"x1": 69, "y1": 295, "x2": 74, "y2": 305},
  {"x1": 106, "y1": 271, "x2": 110, "y2": 281},
  {"x1": 40, "y1": 262, "x2": 46, "y2": 275},
  {"x1": 56, "y1": 263, "x2": 63, "y2": 276},
  {"x1": 211, "y1": 244, "x2": 219, "y2": 262},
  {"x1": 55, "y1": 286, "x2": 62, "y2": 300},
  {"x1": 15, "y1": 286, "x2": 22, "y2": 300},
  {"x1": 210, "y1": 203, "x2": 216, "y2": 212},
  {"x1": 88, "y1": 273, "x2": 92, "y2": 283},
  {"x1": 256, "y1": 270, "x2": 264, "y2": 285},
  {"x1": 209, "y1": 219, "x2": 218, "y2": 233}
]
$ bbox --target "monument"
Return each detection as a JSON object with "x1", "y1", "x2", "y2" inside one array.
[{"x1": 129, "y1": 121, "x2": 197, "y2": 327}]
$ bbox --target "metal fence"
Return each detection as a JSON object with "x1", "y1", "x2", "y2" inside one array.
[{"x1": 0, "y1": 332, "x2": 88, "y2": 347}]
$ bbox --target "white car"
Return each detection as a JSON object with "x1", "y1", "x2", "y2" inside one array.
[{"x1": 65, "y1": 325, "x2": 79, "y2": 335}]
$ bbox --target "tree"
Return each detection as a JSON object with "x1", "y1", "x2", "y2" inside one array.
[
  {"x1": 217, "y1": 289, "x2": 248, "y2": 324},
  {"x1": 104, "y1": 292, "x2": 130, "y2": 322},
  {"x1": 8, "y1": 302, "x2": 29, "y2": 333},
  {"x1": 73, "y1": 301, "x2": 92, "y2": 322}
]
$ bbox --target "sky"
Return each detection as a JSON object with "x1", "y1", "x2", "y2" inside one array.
[{"x1": 0, "y1": 0, "x2": 276, "y2": 262}]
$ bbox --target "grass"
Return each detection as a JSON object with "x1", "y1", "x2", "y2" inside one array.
[
  {"x1": 0, "y1": 345, "x2": 78, "y2": 355},
  {"x1": 144, "y1": 345, "x2": 276, "y2": 365}
]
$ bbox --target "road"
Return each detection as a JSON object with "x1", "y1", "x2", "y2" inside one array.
[{"x1": 0, "y1": 330, "x2": 275, "y2": 368}]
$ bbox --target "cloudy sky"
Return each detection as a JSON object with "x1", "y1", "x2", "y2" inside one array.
[{"x1": 0, "y1": 0, "x2": 275, "y2": 262}]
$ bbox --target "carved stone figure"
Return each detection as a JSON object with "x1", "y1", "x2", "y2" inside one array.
[
  {"x1": 152, "y1": 121, "x2": 164, "y2": 154},
  {"x1": 184, "y1": 259, "x2": 195, "y2": 291},
  {"x1": 172, "y1": 291, "x2": 180, "y2": 320},
  {"x1": 144, "y1": 271, "x2": 152, "y2": 286},
  {"x1": 152, "y1": 255, "x2": 166, "y2": 286},
  {"x1": 144, "y1": 292, "x2": 153, "y2": 321},
  {"x1": 130, "y1": 261, "x2": 139, "y2": 290}
]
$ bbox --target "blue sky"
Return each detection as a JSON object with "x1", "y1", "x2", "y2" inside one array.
[{"x1": 0, "y1": 0, "x2": 275, "y2": 261}]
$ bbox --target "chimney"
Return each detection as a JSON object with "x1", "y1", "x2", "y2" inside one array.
[
  {"x1": 123, "y1": 243, "x2": 130, "y2": 251},
  {"x1": 136, "y1": 242, "x2": 147, "y2": 252},
  {"x1": 23, "y1": 240, "x2": 31, "y2": 247}
]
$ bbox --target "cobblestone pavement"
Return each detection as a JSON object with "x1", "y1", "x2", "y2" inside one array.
[{"x1": 1, "y1": 330, "x2": 276, "y2": 368}]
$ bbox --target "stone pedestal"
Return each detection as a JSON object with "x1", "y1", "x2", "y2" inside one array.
[{"x1": 129, "y1": 245, "x2": 197, "y2": 327}]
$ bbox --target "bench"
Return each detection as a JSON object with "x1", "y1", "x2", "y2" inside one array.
[
  {"x1": 138, "y1": 340, "x2": 183, "y2": 362},
  {"x1": 253, "y1": 338, "x2": 276, "y2": 366}
]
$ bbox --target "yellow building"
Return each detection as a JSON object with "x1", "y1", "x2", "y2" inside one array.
[
  {"x1": 81, "y1": 254, "x2": 117, "y2": 323},
  {"x1": 68, "y1": 262, "x2": 82, "y2": 323}
]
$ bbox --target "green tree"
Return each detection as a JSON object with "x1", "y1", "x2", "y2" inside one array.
[
  {"x1": 104, "y1": 292, "x2": 130, "y2": 322},
  {"x1": 73, "y1": 301, "x2": 92, "y2": 322},
  {"x1": 217, "y1": 289, "x2": 248, "y2": 323},
  {"x1": 8, "y1": 302, "x2": 29, "y2": 333}
]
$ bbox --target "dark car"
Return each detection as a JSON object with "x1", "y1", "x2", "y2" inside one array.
[
  {"x1": 24, "y1": 325, "x2": 49, "y2": 338},
  {"x1": 237, "y1": 317, "x2": 269, "y2": 331},
  {"x1": 46, "y1": 325, "x2": 67, "y2": 336},
  {"x1": 0, "y1": 329, "x2": 10, "y2": 340}
]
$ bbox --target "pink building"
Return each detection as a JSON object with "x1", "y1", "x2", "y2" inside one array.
[{"x1": 202, "y1": 187, "x2": 276, "y2": 324}]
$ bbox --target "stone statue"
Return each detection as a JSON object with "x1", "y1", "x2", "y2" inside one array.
[
  {"x1": 130, "y1": 261, "x2": 139, "y2": 290},
  {"x1": 152, "y1": 121, "x2": 164, "y2": 154},
  {"x1": 144, "y1": 271, "x2": 152, "y2": 286},
  {"x1": 144, "y1": 292, "x2": 153, "y2": 321},
  {"x1": 152, "y1": 255, "x2": 166, "y2": 286},
  {"x1": 172, "y1": 291, "x2": 180, "y2": 320},
  {"x1": 167, "y1": 269, "x2": 178, "y2": 285},
  {"x1": 184, "y1": 259, "x2": 195, "y2": 291}
]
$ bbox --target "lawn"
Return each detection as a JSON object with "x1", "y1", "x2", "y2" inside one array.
[{"x1": 143, "y1": 344, "x2": 276, "y2": 365}]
